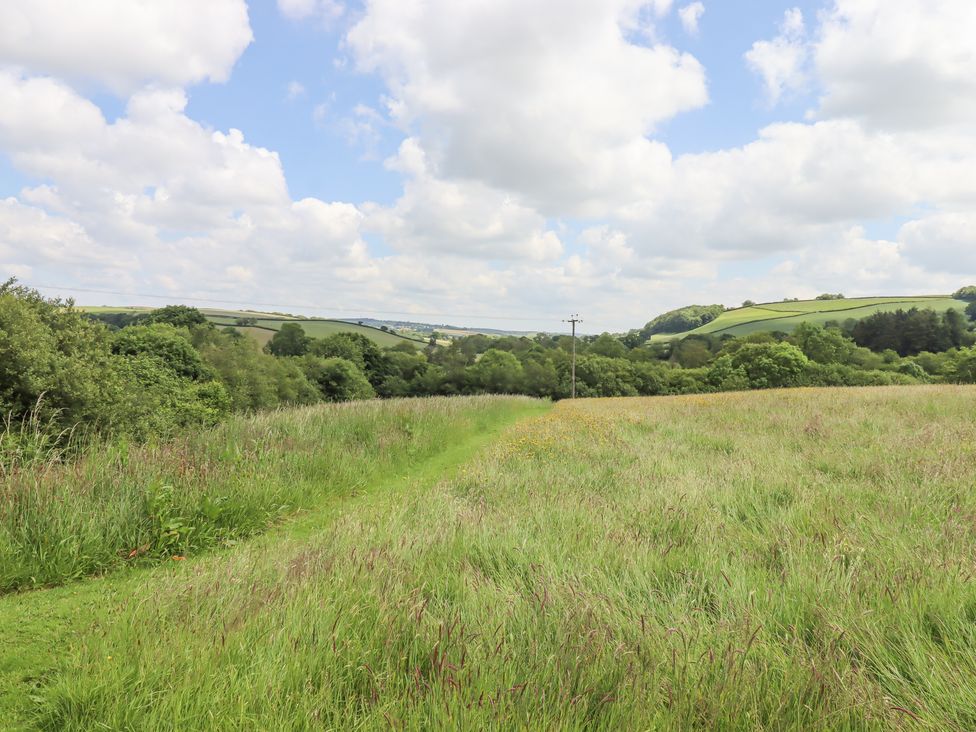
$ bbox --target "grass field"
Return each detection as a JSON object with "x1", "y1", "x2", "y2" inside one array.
[
  {"x1": 651, "y1": 296, "x2": 970, "y2": 341},
  {"x1": 79, "y1": 307, "x2": 426, "y2": 347},
  {"x1": 4, "y1": 386, "x2": 976, "y2": 729}
]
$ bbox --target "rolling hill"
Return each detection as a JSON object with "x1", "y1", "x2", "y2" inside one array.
[
  {"x1": 649, "y1": 295, "x2": 971, "y2": 341},
  {"x1": 82, "y1": 307, "x2": 429, "y2": 347}
]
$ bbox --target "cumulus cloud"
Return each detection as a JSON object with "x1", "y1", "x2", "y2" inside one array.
[
  {"x1": 3, "y1": 0, "x2": 976, "y2": 331},
  {"x1": 0, "y1": 0, "x2": 252, "y2": 94},
  {"x1": 617, "y1": 119, "x2": 918, "y2": 261},
  {"x1": 364, "y1": 139, "x2": 563, "y2": 261},
  {"x1": 898, "y1": 212, "x2": 976, "y2": 273},
  {"x1": 0, "y1": 72, "x2": 289, "y2": 239},
  {"x1": 346, "y1": 0, "x2": 706, "y2": 216},
  {"x1": 814, "y1": 0, "x2": 976, "y2": 130},
  {"x1": 745, "y1": 8, "x2": 808, "y2": 105},
  {"x1": 678, "y1": 3, "x2": 705, "y2": 36}
]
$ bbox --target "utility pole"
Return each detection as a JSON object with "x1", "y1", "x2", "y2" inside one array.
[{"x1": 563, "y1": 314, "x2": 582, "y2": 398}]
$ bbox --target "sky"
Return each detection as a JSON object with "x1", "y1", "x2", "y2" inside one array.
[{"x1": 1, "y1": 0, "x2": 975, "y2": 333}]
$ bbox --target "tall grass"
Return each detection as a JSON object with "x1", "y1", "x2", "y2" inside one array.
[
  {"x1": 0, "y1": 395, "x2": 538, "y2": 592},
  {"x1": 28, "y1": 385, "x2": 976, "y2": 730}
]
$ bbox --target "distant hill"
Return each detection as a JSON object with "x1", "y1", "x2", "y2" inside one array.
[
  {"x1": 82, "y1": 307, "x2": 429, "y2": 347},
  {"x1": 354, "y1": 318, "x2": 542, "y2": 338},
  {"x1": 648, "y1": 295, "x2": 971, "y2": 341}
]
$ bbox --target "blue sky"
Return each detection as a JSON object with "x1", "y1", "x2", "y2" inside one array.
[{"x1": 0, "y1": 1, "x2": 973, "y2": 331}]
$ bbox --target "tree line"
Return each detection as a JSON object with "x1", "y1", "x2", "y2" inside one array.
[{"x1": 3, "y1": 279, "x2": 976, "y2": 460}]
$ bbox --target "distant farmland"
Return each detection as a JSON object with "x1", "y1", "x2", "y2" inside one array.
[
  {"x1": 82, "y1": 307, "x2": 428, "y2": 347},
  {"x1": 651, "y1": 295, "x2": 970, "y2": 340}
]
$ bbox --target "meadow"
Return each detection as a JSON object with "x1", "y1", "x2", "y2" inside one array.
[
  {"x1": 3, "y1": 386, "x2": 976, "y2": 729},
  {"x1": 651, "y1": 296, "x2": 970, "y2": 340}
]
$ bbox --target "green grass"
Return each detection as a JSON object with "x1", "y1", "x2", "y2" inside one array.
[
  {"x1": 0, "y1": 396, "x2": 539, "y2": 593},
  {"x1": 4, "y1": 386, "x2": 976, "y2": 729},
  {"x1": 651, "y1": 296, "x2": 970, "y2": 340}
]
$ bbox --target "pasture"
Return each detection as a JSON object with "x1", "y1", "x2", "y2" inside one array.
[
  {"x1": 79, "y1": 306, "x2": 426, "y2": 348},
  {"x1": 652, "y1": 296, "x2": 970, "y2": 340},
  {"x1": 3, "y1": 387, "x2": 976, "y2": 729}
]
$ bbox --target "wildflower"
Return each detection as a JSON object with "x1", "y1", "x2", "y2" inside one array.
[{"x1": 171, "y1": 555, "x2": 186, "y2": 562}]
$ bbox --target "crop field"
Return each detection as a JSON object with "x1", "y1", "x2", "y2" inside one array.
[
  {"x1": 652, "y1": 296, "x2": 970, "y2": 340},
  {"x1": 79, "y1": 306, "x2": 425, "y2": 347},
  {"x1": 3, "y1": 387, "x2": 976, "y2": 729}
]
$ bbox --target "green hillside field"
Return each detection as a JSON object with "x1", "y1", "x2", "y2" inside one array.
[
  {"x1": 80, "y1": 307, "x2": 427, "y2": 348},
  {"x1": 650, "y1": 295, "x2": 970, "y2": 341},
  {"x1": 4, "y1": 387, "x2": 976, "y2": 729}
]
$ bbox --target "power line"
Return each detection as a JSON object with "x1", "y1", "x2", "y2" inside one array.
[{"x1": 30, "y1": 283, "x2": 559, "y2": 324}]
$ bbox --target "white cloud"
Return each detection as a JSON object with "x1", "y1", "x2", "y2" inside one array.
[
  {"x1": 0, "y1": 0, "x2": 252, "y2": 94},
  {"x1": 286, "y1": 81, "x2": 306, "y2": 100},
  {"x1": 814, "y1": 0, "x2": 976, "y2": 130},
  {"x1": 678, "y1": 3, "x2": 705, "y2": 36},
  {"x1": 618, "y1": 119, "x2": 918, "y2": 260},
  {"x1": 4, "y1": 0, "x2": 976, "y2": 332},
  {"x1": 346, "y1": 0, "x2": 706, "y2": 216},
  {"x1": 364, "y1": 139, "x2": 563, "y2": 261},
  {"x1": 745, "y1": 8, "x2": 808, "y2": 105},
  {"x1": 898, "y1": 212, "x2": 976, "y2": 273},
  {"x1": 277, "y1": 0, "x2": 345, "y2": 24}
]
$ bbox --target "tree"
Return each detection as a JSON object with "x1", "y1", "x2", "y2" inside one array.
[
  {"x1": 966, "y1": 301, "x2": 976, "y2": 321},
  {"x1": 641, "y1": 304, "x2": 725, "y2": 338},
  {"x1": 671, "y1": 336, "x2": 713, "y2": 368},
  {"x1": 588, "y1": 333, "x2": 627, "y2": 358},
  {"x1": 948, "y1": 348, "x2": 976, "y2": 383},
  {"x1": 742, "y1": 300, "x2": 756, "y2": 307},
  {"x1": 815, "y1": 293, "x2": 845, "y2": 300},
  {"x1": 112, "y1": 324, "x2": 211, "y2": 381},
  {"x1": 142, "y1": 305, "x2": 210, "y2": 329},
  {"x1": 0, "y1": 279, "x2": 121, "y2": 430},
  {"x1": 789, "y1": 323, "x2": 858, "y2": 364},
  {"x1": 300, "y1": 356, "x2": 375, "y2": 402},
  {"x1": 467, "y1": 349, "x2": 523, "y2": 393},
  {"x1": 201, "y1": 334, "x2": 320, "y2": 411},
  {"x1": 730, "y1": 342, "x2": 809, "y2": 389},
  {"x1": 952, "y1": 286, "x2": 976, "y2": 302},
  {"x1": 266, "y1": 323, "x2": 310, "y2": 357},
  {"x1": 574, "y1": 355, "x2": 638, "y2": 397}
]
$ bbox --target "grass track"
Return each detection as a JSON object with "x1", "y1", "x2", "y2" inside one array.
[{"x1": 0, "y1": 397, "x2": 549, "y2": 729}]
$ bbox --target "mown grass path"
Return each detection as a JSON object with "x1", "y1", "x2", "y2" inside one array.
[{"x1": 0, "y1": 398, "x2": 550, "y2": 730}]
